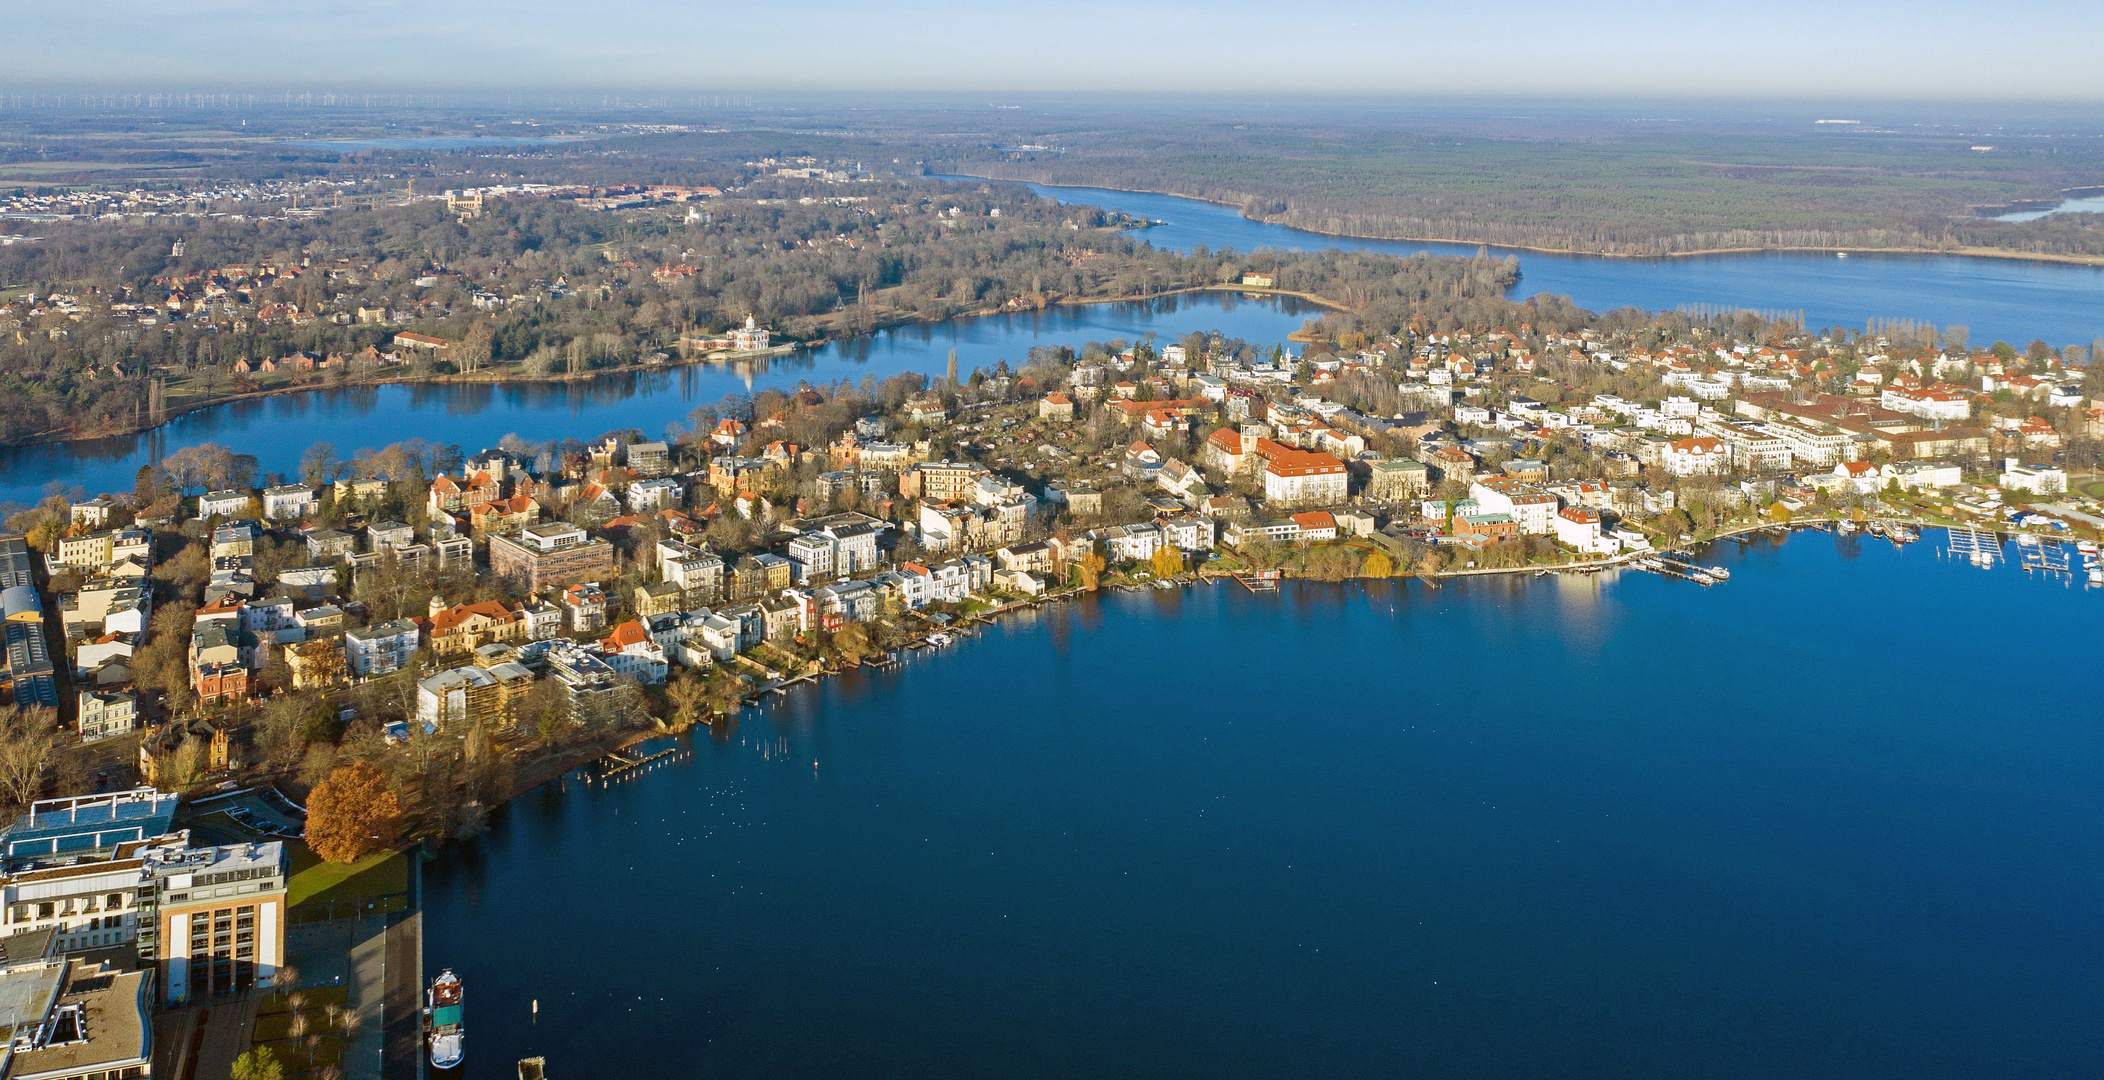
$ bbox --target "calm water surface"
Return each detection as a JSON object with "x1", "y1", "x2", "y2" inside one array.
[
  {"x1": 1997, "y1": 195, "x2": 2104, "y2": 222},
  {"x1": 0, "y1": 293, "x2": 1313, "y2": 504},
  {"x1": 426, "y1": 533, "x2": 2104, "y2": 1078},
  {"x1": 1018, "y1": 182, "x2": 2104, "y2": 348}
]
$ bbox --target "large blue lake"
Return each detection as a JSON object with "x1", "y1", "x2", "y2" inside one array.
[
  {"x1": 4, "y1": 181, "x2": 2101, "y2": 503},
  {"x1": 426, "y1": 532, "x2": 2104, "y2": 1078}
]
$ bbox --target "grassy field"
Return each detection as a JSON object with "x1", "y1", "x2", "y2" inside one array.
[
  {"x1": 287, "y1": 844, "x2": 409, "y2": 911},
  {"x1": 251, "y1": 984, "x2": 352, "y2": 1078}
]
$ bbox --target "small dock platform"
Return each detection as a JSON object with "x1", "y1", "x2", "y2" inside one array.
[
  {"x1": 1233, "y1": 569, "x2": 1282, "y2": 593},
  {"x1": 595, "y1": 745, "x2": 688, "y2": 786}
]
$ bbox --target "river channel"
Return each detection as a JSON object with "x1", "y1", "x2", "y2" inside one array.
[{"x1": 1017, "y1": 181, "x2": 2104, "y2": 348}]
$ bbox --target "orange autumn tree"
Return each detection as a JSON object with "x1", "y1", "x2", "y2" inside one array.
[
  {"x1": 1076, "y1": 547, "x2": 1106, "y2": 591},
  {"x1": 304, "y1": 761, "x2": 402, "y2": 864}
]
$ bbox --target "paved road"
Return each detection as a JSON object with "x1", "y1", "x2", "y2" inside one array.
[
  {"x1": 191, "y1": 997, "x2": 262, "y2": 1080},
  {"x1": 382, "y1": 857, "x2": 426, "y2": 1080},
  {"x1": 149, "y1": 996, "x2": 260, "y2": 1080},
  {"x1": 288, "y1": 911, "x2": 392, "y2": 1080},
  {"x1": 2038, "y1": 501, "x2": 2104, "y2": 529}
]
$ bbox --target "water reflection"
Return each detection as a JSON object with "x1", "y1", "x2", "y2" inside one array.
[{"x1": 0, "y1": 294, "x2": 1314, "y2": 504}]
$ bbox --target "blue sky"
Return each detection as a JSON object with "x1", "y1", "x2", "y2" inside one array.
[{"x1": 13, "y1": 0, "x2": 2104, "y2": 100}]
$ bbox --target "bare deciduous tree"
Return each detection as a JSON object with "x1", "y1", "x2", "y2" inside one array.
[{"x1": 0, "y1": 707, "x2": 58, "y2": 812}]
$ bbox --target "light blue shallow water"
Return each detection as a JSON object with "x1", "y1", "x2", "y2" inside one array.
[
  {"x1": 426, "y1": 532, "x2": 2104, "y2": 1078},
  {"x1": 1015, "y1": 181, "x2": 2104, "y2": 349},
  {"x1": 1998, "y1": 195, "x2": 2104, "y2": 222}
]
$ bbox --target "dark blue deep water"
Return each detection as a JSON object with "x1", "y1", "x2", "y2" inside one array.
[{"x1": 425, "y1": 533, "x2": 2104, "y2": 1078}]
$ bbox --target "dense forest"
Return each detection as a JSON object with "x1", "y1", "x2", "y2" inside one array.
[{"x1": 925, "y1": 121, "x2": 2104, "y2": 258}]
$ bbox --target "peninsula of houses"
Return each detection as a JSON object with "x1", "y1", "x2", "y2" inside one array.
[{"x1": 10, "y1": 317, "x2": 2101, "y2": 746}]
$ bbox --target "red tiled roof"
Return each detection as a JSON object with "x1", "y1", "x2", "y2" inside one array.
[
  {"x1": 429, "y1": 601, "x2": 515, "y2": 635},
  {"x1": 601, "y1": 620, "x2": 648, "y2": 651}
]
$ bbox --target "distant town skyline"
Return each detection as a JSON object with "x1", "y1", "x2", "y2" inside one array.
[{"x1": 13, "y1": 0, "x2": 2104, "y2": 101}]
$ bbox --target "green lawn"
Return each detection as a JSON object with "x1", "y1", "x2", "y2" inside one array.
[{"x1": 287, "y1": 845, "x2": 408, "y2": 911}]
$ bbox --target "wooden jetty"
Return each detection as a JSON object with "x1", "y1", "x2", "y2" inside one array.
[
  {"x1": 595, "y1": 745, "x2": 687, "y2": 785},
  {"x1": 1233, "y1": 569, "x2": 1282, "y2": 593}
]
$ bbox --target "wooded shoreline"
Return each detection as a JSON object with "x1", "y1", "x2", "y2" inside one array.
[
  {"x1": 952, "y1": 174, "x2": 2104, "y2": 268},
  {"x1": 0, "y1": 282, "x2": 1354, "y2": 455}
]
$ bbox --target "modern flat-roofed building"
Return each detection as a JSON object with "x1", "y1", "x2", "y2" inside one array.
[
  {"x1": 543, "y1": 642, "x2": 626, "y2": 726},
  {"x1": 0, "y1": 953, "x2": 154, "y2": 1080},
  {"x1": 1, "y1": 844, "x2": 151, "y2": 954},
  {"x1": 489, "y1": 523, "x2": 615, "y2": 593},
  {"x1": 136, "y1": 837, "x2": 288, "y2": 1004},
  {"x1": 0, "y1": 791, "x2": 179, "y2": 872}
]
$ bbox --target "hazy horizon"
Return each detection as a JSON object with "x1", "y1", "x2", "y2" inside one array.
[{"x1": 13, "y1": 0, "x2": 2104, "y2": 102}]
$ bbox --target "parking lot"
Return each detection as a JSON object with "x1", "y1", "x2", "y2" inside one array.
[{"x1": 182, "y1": 785, "x2": 307, "y2": 845}]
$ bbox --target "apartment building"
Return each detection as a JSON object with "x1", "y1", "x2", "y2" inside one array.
[
  {"x1": 75, "y1": 690, "x2": 136, "y2": 743},
  {"x1": 489, "y1": 522, "x2": 615, "y2": 593},
  {"x1": 1258, "y1": 441, "x2": 1348, "y2": 507},
  {"x1": 345, "y1": 618, "x2": 420, "y2": 677},
  {"x1": 137, "y1": 838, "x2": 289, "y2": 1004}
]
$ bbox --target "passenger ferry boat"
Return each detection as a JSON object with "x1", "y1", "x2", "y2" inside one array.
[{"x1": 427, "y1": 969, "x2": 464, "y2": 1071}]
